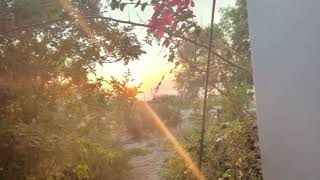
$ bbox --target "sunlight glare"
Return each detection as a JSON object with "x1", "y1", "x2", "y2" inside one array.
[
  {"x1": 58, "y1": 0, "x2": 93, "y2": 37},
  {"x1": 142, "y1": 102, "x2": 206, "y2": 180},
  {"x1": 127, "y1": 79, "x2": 142, "y2": 88}
]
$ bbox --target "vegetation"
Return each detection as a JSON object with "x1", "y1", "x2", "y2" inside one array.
[
  {"x1": 0, "y1": 0, "x2": 262, "y2": 179},
  {"x1": 148, "y1": 95, "x2": 183, "y2": 127},
  {"x1": 0, "y1": 0, "x2": 143, "y2": 179},
  {"x1": 162, "y1": 0, "x2": 262, "y2": 179}
]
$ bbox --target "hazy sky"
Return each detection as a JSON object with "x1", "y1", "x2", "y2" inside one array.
[{"x1": 95, "y1": 0, "x2": 235, "y2": 100}]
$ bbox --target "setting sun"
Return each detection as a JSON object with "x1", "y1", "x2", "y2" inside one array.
[{"x1": 127, "y1": 79, "x2": 142, "y2": 88}]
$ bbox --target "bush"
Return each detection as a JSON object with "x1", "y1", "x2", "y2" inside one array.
[
  {"x1": 162, "y1": 158, "x2": 194, "y2": 180},
  {"x1": 70, "y1": 138, "x2": 129, "y2": 180},
  {"x1": 162, "y1": 112, "x2": 262, "y2": 180},
  {"x1": 0, "y1": 122, "x2": 129, "y2": 180},
  {"x1": 148, "y1": 96, "x2": 182, "y2": 127},
  {"x1": 0, "y1": 81, "x2": 131, "y2": 180}
]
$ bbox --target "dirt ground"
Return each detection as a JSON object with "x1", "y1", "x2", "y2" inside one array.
[{"x1": 122, "y1": 134, "x2": 173, "y2": 180}]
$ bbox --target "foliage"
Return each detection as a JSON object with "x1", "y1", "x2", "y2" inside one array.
[
  {"x1": 0, "y1": 79, "x2": 131, "y2": 179},
  {"x1": 162, "y1": 158, "x2": 192, "y2": 180},
  {"x1": 163, "y1": 110, "x2": 262, "y2": 180},
  {"x1": 204, "y1": 119, "x2": 262, "y2": 179},
  {"x1": 0, "y1": 0, "x2": 263, "y2": 179},
  {"x1": 108, "y1": 71, "x2": 142, "y2": 135},
  {"x1": 109, "y1": 70, "x2": 142, "y2": 111},
  {"x1": 149, "y1": 95, "x2": 182, "y2": 127},
  {"x1": 0, "y1": 0, "x2": 144, "y2": 179},
  {"x1": 219, "y1": 0, "x2": 250, "y2": 55},
  {"x1": 163, "y1": 0, "x2": 262, "y2": 179},
  {"x1": 71, "y1": 138, "x2": 129, "y2": 180},
  {"x1": 109, "y1": 0, "x2": 196, "y2": 38}
]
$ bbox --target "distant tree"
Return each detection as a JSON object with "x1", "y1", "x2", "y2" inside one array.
[{"x1": 108, "y1": 71, "x2": 142, "y2": 134}]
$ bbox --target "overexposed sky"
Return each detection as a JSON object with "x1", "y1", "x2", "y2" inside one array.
[{"x1": 95, "y1": 0, "x2": 235, "y2": 100}]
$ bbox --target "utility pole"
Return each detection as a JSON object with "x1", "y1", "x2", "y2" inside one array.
[{"x1": 198, "y1": 0, "x2": 217, "y2": 170}]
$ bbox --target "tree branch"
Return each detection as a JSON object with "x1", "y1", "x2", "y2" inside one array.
[
  {"x1": 177, "y1": 48, "x2": 256, "y2": 119},
  {"x1": 5, "y1": 15, "x2": 251, "y2": 76},
  {"x1": 5, "y1": 18, "x2": 74, "y2": 33}
]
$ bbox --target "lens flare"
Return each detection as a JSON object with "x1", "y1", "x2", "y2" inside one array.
[
  {"x1": 58, "y1": 0, "x2": 94, "y2": 37},
  {"x1": 142, "y1": 102, "x2": 205, "y2": 180}
]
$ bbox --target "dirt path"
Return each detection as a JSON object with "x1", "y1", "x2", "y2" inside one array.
[{"x1": 122, "y1": 136, "x2": 172, "y2": 180}]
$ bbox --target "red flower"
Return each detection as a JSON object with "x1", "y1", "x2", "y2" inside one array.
[
  {"x1": 148, "y1": 0, "x2": 195, "y2": 38},
  {"x1": 148, "y1": 16, "x2": 158, "y2": 28},
  {"x1": 162, "y1": 12, "x2": 174, "y2": 25},
  {"x1": 157, "y1": 30, "x2": 165, "y2": 37},
  {"x1": 153, "y1": 3, "x2": 161, "y2": 12},
  {"x1": 168, "y1": 0, "x2": 179, "y2": 6}
]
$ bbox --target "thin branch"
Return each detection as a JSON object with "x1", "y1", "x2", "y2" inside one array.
[
  {"x1": 5, "y1": 18, "x2": 73, "y2": 33},
  {"x1": 177, "y1": 48, "x2": 256, "y2": 119},
  {"x1": 85, "y1": 15, "x2": 148, "y2": 27},
  {"x1": 175, "y1": 33, "x2": 250, "y2": 74},
  {"x1": 241, "y1": 108, "x2": 257, "y2": 119},
  {"x1": 177, "y1": 47, "x2": 205, "y2": 78},
  {"x1": 5, "y1": 15, "x2": 251, "y2": 75}
]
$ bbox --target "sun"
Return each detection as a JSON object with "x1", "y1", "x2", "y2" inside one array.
[{"x1": 127, "y1": 79, "x2": 142, "y2": 88}]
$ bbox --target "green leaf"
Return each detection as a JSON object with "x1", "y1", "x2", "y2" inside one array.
[
  {"x1": 134, "y1": 0, "x2": 141, "y2": 7},
  {"x1": 223, "y1": 172, "x2": 231, "y2": 178},
  {"x1": 141, "y1": 2, "x2": 148, "y2": 11},
  {"x1": 110, "y1": 0, "x2": 119, "y2": 10},
  {"x1": 120, "y1": 3, "x2": 126, "y2": 11}
]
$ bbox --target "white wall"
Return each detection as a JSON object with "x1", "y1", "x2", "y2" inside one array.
[{"x1": 247, "y1": 1, "x2": 320, "y2": 179}]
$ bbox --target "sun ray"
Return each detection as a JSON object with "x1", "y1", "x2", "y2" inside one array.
[
  {"x1": 58, "y1": 0, "x2": 94, "y2": 37},
  {"x1": 142, "y1": 102, "x2": 205, "y2": 180}
]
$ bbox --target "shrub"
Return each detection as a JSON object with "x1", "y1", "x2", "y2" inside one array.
[{"x1": 162, "y1": 112, "x2": 262, "y2": 180}]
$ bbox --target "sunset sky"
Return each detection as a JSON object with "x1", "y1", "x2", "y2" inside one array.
[{"x1": 95, "y1": 0, "x2": 235, "y2": 100}]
